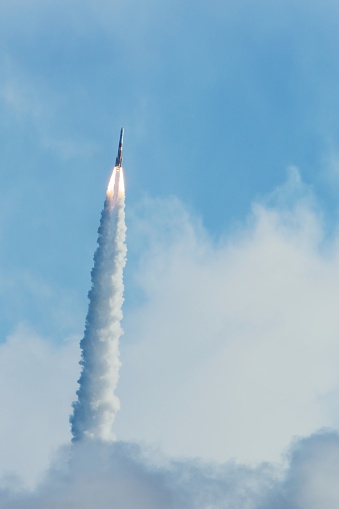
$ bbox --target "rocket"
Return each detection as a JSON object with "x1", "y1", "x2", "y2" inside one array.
[{"x1": 115, "y1": 128, "x2": 124, "y2": 168}]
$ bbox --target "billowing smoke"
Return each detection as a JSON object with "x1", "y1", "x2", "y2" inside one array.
[
  {"x1": 2, "y1": 431, "x2": 339, "y2": 508},
  {"x1": 70, "y1": 167, "x2": 126, "y2": 441},
  {"x1": 2, "y1": 170, "x2": 339, "y2": 508}
]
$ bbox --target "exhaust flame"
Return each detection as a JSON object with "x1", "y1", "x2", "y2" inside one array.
[{"x1": 107, "y1": 167, "x2": 125, "y2": 200}]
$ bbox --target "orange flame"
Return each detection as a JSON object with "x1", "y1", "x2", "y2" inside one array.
[{"x1": 106, "y1": 167, "x2": 125, "y2": 200}]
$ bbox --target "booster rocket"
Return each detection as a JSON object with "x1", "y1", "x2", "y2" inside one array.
[{"x1": 115, "y1": 128, "x2": 124, "y2": 168}]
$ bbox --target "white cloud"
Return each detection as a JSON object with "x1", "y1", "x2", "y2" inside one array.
[
  {"x1": 2, "y1": 433, "x2": 339, "y2": 508},
  {"x1": 0, "y1": 325, "x2": 79, "y2": 488},
  {"x1": 116, "y1": 169, "x2": 339, "y2": 465},
  {"x1": 1, "y1": 169, "x2": 339, "y2": 501}
]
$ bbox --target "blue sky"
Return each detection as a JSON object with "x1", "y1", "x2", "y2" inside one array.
[
  {"x1": 3, "y1": 0, "x2": 339, "y2": 491},
  {"x1": 1, "y1": 0, "x2": 338, "y2": 333}
]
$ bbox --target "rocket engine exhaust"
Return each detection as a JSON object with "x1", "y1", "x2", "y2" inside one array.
[{"x1": 70, "y1": 130, "x2": 127, "y2": 442}]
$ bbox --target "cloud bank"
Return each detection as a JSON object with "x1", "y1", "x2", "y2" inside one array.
[
  {"x1": 2, "y1": 432, "x2": 339, "y2": 508},
  {"x1": 1, "y1": 169, "x2": 339, "y2": 507},
  {"x1": 116, "y1": 168, "x2": 339, "y2": 465}
]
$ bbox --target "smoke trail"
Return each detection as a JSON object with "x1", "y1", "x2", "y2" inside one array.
[{"x1": 70, "y1": 168, "x2": 127, "y2": 441}]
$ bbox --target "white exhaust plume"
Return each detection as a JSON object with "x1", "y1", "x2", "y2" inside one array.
[{"x1": 70, "y1": 168, "x2": 126, "y2": 441}]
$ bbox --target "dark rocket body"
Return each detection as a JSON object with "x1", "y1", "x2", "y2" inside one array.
[{"x1": 115, "y1": 128, "x2": 124, "y2": 167}]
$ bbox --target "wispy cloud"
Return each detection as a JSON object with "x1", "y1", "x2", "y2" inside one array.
[
  {"x1": 0, "y1": 325, "x2": 79, "y2": 487},
  {"x1": 117, "y1": 169, "x2": 339, "y2": 465},
  {"x1": 1, "y1": 170, "x2": 339, "y2": 507}
]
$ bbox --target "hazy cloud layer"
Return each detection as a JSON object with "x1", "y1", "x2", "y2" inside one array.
[
  {"x1": 1, "y1": 170, "x2": 339, "y2": 506},
  {"x1": 0, "y1": 326, "x2": 79, "y2": 487},
  {"x1": 2, "y1": 432, "x2": 339, "y2": 508},
  {"x1": 117, "y1": 168, "x2": 339, "y2": 464}
]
